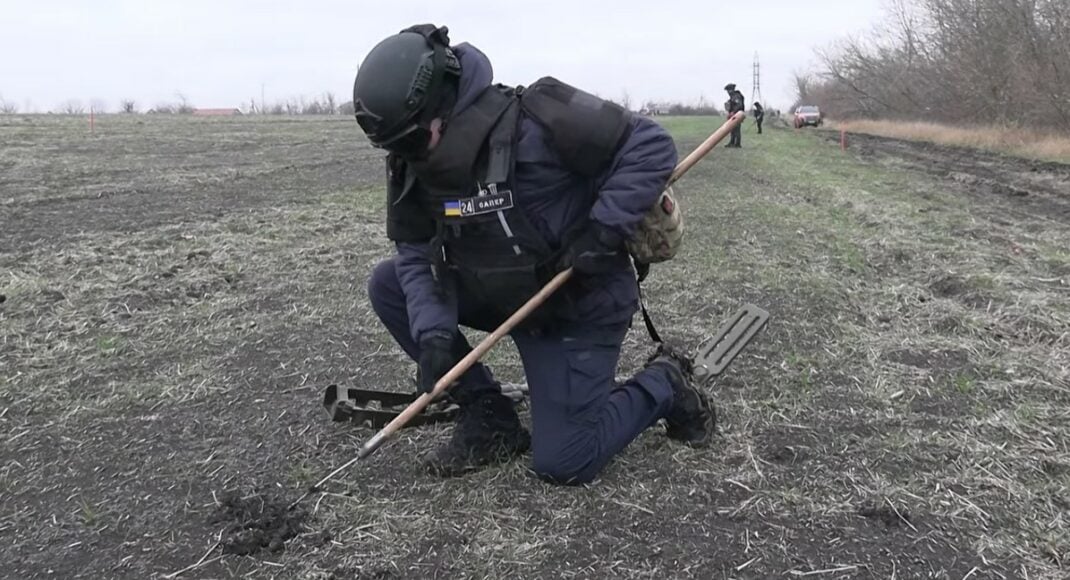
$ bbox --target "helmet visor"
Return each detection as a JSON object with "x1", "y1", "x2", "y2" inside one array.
[{"x1": 371, "y1": 123, "x2": 433, "y2": 159}]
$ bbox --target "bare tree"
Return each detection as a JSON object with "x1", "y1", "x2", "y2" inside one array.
[
  {"x1": 324, "y1": 92, "x2": 337, "y2": 115},
  {"x1": 175, "y1": 92, "x2": 194, "y2": 114},
  {"x1": 120, "y1": 99, "x2": 138, "y2": 113},
  {"x1": 792, "y1": 72, "x2": 812, "y2": 107},
  {"x1": 59, "y1": 99, "x2": 85, "y2": 115},
  {"x1": 620, "y1": 90, "x2": 633, "y2": 111},
  {"x1": 89, "y1": 99, "x2": 108, "y2": 114},
  {"x1": 800, "y1": 0, "x2": 1070, "y2": 129},
  {"x1": 0, "y1": 94, "x2": 16, "y2": 114}
]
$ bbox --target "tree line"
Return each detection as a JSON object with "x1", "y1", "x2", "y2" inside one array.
[
  {"x1": 796, "y1": 0, "x2": 1070, "y2": 129},
  {"x1": 3, "y1": 91, "x2": 736, "y2": 118},
  {"x1": 0, "y1": 92, "x2": 356, "y2": 115}
]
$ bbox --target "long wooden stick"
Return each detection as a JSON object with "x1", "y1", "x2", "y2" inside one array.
[
  {"x1": 290, "y1": 112, "x2": 746, "y2": 509},
  {"x1": 669, "y1": 111, "x2": 745, "y2": 186}
]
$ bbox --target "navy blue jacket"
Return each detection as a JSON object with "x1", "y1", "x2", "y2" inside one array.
[{"x1": 394, "y1": 43, "x2": 677, "y2": 343}]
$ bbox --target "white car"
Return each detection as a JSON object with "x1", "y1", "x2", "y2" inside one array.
[{"x1": 794, "y1": 105, "x2": 823, "y2": 128}]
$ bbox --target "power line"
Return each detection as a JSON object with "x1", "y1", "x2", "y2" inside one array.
[{"x1": 751, "y1": 52, "x2": 763, "y2": 106}]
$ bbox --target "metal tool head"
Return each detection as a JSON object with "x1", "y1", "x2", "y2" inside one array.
[
  {"x1": 323, "y1": 385, "x2": 458, "y2": 429},
  {"x1": 693, "y1": 304, "x2": 770, "y2": 384}
]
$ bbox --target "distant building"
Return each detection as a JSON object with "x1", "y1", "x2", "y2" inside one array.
[
  {"x1": 641, "y1": 102, "x2": 672, "y2": 116},
  {"x1": 192, "y1": 108, "x2": 242, "y2": 116}
]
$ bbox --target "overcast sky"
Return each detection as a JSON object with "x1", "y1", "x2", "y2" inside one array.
[{"x1": 0, "y1": 0, "x2": 889, "y2": 113}]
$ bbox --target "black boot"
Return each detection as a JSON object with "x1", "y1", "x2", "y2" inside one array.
[
  {"x1": 423, "y1": 388, "x2": 531, "y2": 477},
  {"x1": 645, "y1": 344, "x2": 716, "y2": 446}
]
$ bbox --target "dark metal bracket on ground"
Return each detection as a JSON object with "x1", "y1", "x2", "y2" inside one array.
[{"x1": 323, "y1": 385, "x2": 458, "y2": 429}]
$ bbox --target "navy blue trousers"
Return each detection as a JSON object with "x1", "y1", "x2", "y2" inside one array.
[{"x1": 368, "y1": 259, "x2": 676, "y2": 484}]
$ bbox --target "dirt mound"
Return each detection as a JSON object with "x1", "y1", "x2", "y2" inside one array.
[{"x1": 212, "y1": 491, "x2": 308, "y2": 555}]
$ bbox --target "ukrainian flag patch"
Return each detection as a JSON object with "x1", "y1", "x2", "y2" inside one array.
[{"x1": 443, "y1": 191, "x2": 514, "y2": 217}]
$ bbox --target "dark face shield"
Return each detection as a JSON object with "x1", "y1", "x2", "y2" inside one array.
[
  {"x1": 373, "y1": 123, "x2": 434, "y2": 159},
  {"x1": 355, "y1": 106, "x2": 433, "y2": 160}
]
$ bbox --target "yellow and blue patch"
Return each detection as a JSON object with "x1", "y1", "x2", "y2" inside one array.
[{"x1": 442, "y1": 191, "x2": 513, "y2": 218}]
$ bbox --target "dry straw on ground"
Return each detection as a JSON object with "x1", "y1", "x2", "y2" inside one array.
[
  {"x1": 2, "y1": 115, "x2": 1068, "y2": 579},
  {"x1": 833, "y1": 119, "x2": 1070, "y2": 164}
]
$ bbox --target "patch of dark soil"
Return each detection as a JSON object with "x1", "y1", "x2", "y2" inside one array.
[
  {"x1": 1048, "y1": 261, "x2": 1070, "y2": 279},
  {"x1": 788, "y1": 513, "x2": 1010, "y2": 577},
  {"x1": 218, "y1": 324, "x2": 389, "y2": 391},
  {"x1": 0, "y1": 369, "x2": 334, "y2": 580},
  {"x1": 39, "y1": 288, "x2": 67, "y2": 303},
  {"x1": 1, "y1": 136, "x2": 381, "y2": 250},
  {"x1": 884, "y1": 347, "x2": 970, "y2": 371},
  {"x1": 834, "y1": 420, "x2": 882, "y2": 441},
  {"x1": 832, "y1": 131, "x2": 1070, "y2": 224},
  {"x1": 930, "y1": 314, "x2": 968, "y2": 335},
  {"x1": 858, "y1": 500, "x2": 913, "y2": 528},
  {"x1": 1041, "y1": 460, "x2": 1070, "y2": 477},
  {"x1": 927, "y1": 275, "x2": 996, "y2": 309},
  {"x1": 212, "y1": 490, "x2": 309, "y2": 555},
  {"x1": 318, "y1": 565, "x2": 398, "y2": 580},
  {"x1": 909, "y1": 393, "x2": 972, "y2": 418},
  {"x1": 758, "y1": 427, "x2": 817, "y2": 465},
  {"x1": 930, "y1": 274, "x2": 970, "y2": 298},
  {"x1": 874, "y1": 247, "x2": 913, "y2": 270},
  {"x1": 599, "y1": 500, "x2": 1017, "y2": 578},
  {"x1": 766, "y1": 445, "x2": 809, "y2": 465}
]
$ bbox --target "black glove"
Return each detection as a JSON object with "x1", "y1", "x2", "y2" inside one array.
[
  {"x1": 417, "y1": 331, "x2": 459, "y2": 395},
  {"x1": 564, "y1": 222, "x2": 626, "y2": 276}
]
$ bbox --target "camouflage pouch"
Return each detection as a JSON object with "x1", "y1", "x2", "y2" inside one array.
[{"x1": 627, "y1": 187, "x2": 683, "y2": 264}]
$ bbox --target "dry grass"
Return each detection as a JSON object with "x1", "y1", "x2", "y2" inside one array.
[
  {"x1": 833, "y1": 119, "x2": 1070, "y2": 164},
  {"x1": 2, "y1": 115, "x2": 1068, "y2": 579}
]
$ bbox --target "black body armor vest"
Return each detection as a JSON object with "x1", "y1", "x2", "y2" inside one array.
[{"x1": 385, "y1": 77, "x2": 633, "y2": 328}]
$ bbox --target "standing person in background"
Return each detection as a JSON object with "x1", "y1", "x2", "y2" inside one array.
[
  {"x1": 753, "y1": 102, "x2": 765, "y2": 135},
  {"x1": 724, "y1": 84, "x2": 745, "y2": 148}
]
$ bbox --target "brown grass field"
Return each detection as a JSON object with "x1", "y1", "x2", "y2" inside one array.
[
  {"x1": 2, "y1": 114, "x2": 1069, "y2": 579},
  {"x1": 833, "y1": 119, "x2": 1070, "y2": 165}
]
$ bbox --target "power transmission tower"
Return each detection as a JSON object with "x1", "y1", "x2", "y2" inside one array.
[{"x1": 751, "y1": 53, "x2": 763, "y2": 107}]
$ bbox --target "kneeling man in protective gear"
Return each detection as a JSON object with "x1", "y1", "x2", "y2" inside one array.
[{"x1": 352, "y1": 24, "x2": 714, "y2": 484}]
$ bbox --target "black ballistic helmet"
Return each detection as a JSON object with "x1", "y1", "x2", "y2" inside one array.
[
  {"x1": 352, "y1": 24, "x2": 462, "y2": 157},
  {"x1": 724, "y1": 83, "x2": 736, "y2": 91}
]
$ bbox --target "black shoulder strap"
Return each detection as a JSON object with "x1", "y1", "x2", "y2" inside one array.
[
  {"x1": 632, "y1": 255, "x2": 662, "y2": 343},
  {"x1": 483, "y1": 93, "x2": 520, "y2": 186},
  {"x1": 519, "y1": 77, "x2": 633, "y2": 177},
  {"x1": 638, "y1": 282, "x2": 663, "y2": 344}
]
